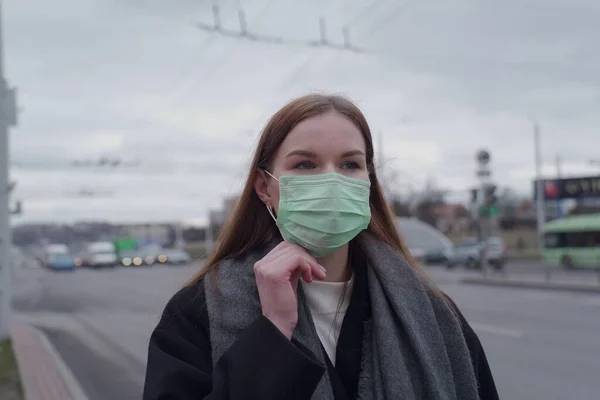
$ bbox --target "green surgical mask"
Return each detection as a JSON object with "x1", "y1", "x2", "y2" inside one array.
[{"x1": 264, "y1": 171, "x2": 372, "y2": 258}]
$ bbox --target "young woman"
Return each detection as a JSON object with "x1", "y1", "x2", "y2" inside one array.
[{"x1": 143, "y1": 94, "x2": 499, "y2": 400}]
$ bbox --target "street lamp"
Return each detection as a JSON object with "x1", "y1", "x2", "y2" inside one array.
[{"x1": 0, "y1": 1, "x2": 19, "y2": 340}]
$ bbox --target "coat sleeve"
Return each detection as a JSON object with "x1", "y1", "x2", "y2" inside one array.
[
  {"x1": 446, "y1": 297, "x2": 500, "y2": 400},
  {"x1": 142, "y1": 283, "x2": 326, "y2": 400},
  {"x1": 465, "y1": 327, "x2": 500, "y2": 400}
]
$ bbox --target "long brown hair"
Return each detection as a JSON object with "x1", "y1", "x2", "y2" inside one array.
[{"x1": 187, "y1": 94, "x2": 432, "y2": 293}]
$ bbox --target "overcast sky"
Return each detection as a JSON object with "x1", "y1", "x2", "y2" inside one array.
[{"x1": 5, "y1": 0, "x2": 600, "y2": 224}]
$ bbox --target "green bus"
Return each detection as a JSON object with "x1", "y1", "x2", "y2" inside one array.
[{"x1": 542, "y1": 213, "x2": 600, "y2": 269}]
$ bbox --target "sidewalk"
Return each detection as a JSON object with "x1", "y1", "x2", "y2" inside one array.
[
  {"x1": 462, "y1": 275, "x2": 600, "y2": 293},
  {"x1": 10, "y1": 323, "x2": 89, "y2": 400}
]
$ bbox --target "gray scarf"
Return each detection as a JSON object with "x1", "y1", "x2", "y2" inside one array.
[{"x1": 204, "y1": 233, "x2": 480, "y2": 400}]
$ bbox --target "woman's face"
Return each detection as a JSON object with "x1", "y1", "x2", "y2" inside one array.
[{"x1": 256, "y1": 111, "x2": 369, "y2": 213}]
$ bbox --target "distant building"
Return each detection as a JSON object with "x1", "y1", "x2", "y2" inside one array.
[
  {"x1": 206, "y1": 195, "x2": 241, "y2": 245},
  {"x1": 121, "y1": 224, "x2": 173, "y2": 246},
  {"x1": 432, "y1": 204, "x2": 470, "y2": 234}
]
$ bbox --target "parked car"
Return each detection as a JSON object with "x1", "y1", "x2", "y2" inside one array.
[
  {"x1": 408, "y1": 247, "x2": 426, "y2": 263},
  {"x1": 446, "y1": 236, "x2": 507, "y2": 270},
  {"x1": 40, "y1": 244, "x2": 76, "y2": 271},
  {"x1": 120, "y1": 250, "x2": 143, "y2": 267},
  {"x1": 121, "y1": 247, "x2": 159, "y2": 266},
  {"x1": 84, "y1": 241, "x2": 118, "y2": 268},
  {"x1": 42, "y1": 244, "x2": 76, "y2": 271},
  {"x1": 395, "y1": 217, "x2": 454, "y2": 265},
  {"x1": 160, "y1": 248, "x2": 191, "y2": 265}
]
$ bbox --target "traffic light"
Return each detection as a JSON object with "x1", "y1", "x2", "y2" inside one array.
[
  {"x1": 484, "y1": 185, "x2": 497, "y2": 207},
  {"x1": 481, "y1": 185, "x2": 499, "y2": 217},
  {"x1": 470, "y1": 188, "x2": 478, "y2": 203}
]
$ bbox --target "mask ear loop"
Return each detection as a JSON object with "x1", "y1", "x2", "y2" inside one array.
[
  {"x1": 262, "y1": 169, "x2": 279, "y2": 224},
  {"x1": 263, "y1": 169, "x2": 279, "y2": 182},
  {"x1": 266, "y1": 204, "x2": 277, "y2": 222}
]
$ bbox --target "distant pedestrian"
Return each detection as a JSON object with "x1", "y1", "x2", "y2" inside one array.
[{"x1": 143, "y1": 94, "x2": 499, "y2": 400}]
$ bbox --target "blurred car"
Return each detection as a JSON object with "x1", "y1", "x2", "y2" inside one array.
[
  {"x1": 45, "y1": 253, "x2": 77, "y2": 271},
  {"x1": 157, "y1": 248, "x2": 191, "y2": 265},
  {"x1": 120, "y1": 250, "x2": 143, "y2": 267},
  {"x1": 84, "y1": 241, "x2": 118, "y2": 268},
  {"x1": 446, "y1": 236, "x2": 507, "y2": 270},
  {"x1": 486, "y1": 237, "x2": 508, "y2": 269},
  {"x1": 395, "y1": 217, "x2": 454, "y2": 265},
  {"x1": 120, "y1": 248, "x2": 157, "y2": 266},
  {"x1": 42, "y1": 244, "x2": 76, "y2": 271},
  {"x1": 408, "y1": 247, "x2": 426, "y2": 263}
]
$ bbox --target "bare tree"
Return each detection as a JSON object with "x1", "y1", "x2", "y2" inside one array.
[
  {"x1": 380, "y1": 166, "x2": 416, "y2": 217},
  {"x1": 414, "y1": 178, "x2": 448, "y2": 227}
]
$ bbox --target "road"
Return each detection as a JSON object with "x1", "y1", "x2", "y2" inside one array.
[
  {"x1": 451, "y1": 258, "x2": 600, "y2": 284},
  {"x1": 12, "y1": 261, "x2": 600, "y2": 400}
]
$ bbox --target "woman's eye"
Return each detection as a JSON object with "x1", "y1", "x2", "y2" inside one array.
[
  {"x1": 294, "y1": 161, "x2": 315, "y2": 170},
  {"x1": 341, "y1": 161, "x2": 360, "y2": 170}
]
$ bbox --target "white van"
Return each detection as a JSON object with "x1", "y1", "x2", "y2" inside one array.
[{"x1": 86, "y1": 241, "x2": 118, "y2": 268}]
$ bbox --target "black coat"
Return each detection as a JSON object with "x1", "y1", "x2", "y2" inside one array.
[{"x1": 143, "y1": 256, "x2": 499, "y2": 400}]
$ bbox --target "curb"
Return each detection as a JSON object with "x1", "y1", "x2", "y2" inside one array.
[
  {"x1": 10, "y1": 323, "x2": 90, "y2": 400},
  {"x1": 461, "y1": 277, "x2": 600, "y2": 294}
]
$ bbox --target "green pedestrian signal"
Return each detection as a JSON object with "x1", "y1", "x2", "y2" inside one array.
[{"x1": 489, "y1": 205, "x2": 499, "y2": 217}]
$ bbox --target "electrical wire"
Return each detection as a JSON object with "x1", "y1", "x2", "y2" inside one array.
[
  {"x1": 168, "y1": 0, "x2": 279, "y2": 108},
  {"x1": 278, "y1": 0, "x2": 382, "y2": 91},
  {"x1": 359, "y1": 0, "x2": 420, "y2": 40},
  {"x1": 345, "y1": 0, "x2": 387, "y2": 29}
]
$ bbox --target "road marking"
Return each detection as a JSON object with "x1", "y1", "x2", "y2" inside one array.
[{"x1": 470, "y1": 322, "x2": 524, "y2": 338}]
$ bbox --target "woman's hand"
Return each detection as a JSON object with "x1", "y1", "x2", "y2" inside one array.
[{"x1": 254, "y1": 242, "x2": 327, "y2": 339}]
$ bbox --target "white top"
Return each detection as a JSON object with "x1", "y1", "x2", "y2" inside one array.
[{"x1": 301, "y1": 275, "x2": 354, "y2": 365}]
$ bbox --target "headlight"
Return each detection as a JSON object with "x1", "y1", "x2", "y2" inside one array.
[
  {"x1": 157, "y1": 254, "x2": 167, "y2": 263},
  {"x1": 133, "y1": 257, "x2": 143, "y2": 266},
  {"x1": 145, "y1": 256, "x2": 154, "y2": 265},
  {"x1": 122, "y1": 257, "x2": 132, "y2": 266}
]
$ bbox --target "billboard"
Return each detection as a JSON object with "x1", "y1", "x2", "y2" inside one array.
[{"x1": 533, "y1": 175, "x2": 600, "y2": 200}]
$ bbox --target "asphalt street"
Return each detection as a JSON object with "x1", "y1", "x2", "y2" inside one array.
[{"x1": 12, "y1": 261, "x2": 600, "y2": 400}]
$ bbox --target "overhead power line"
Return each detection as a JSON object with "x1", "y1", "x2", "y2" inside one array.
[
  {"x1": 360, "y1": 0, "x2": 420, "y2": 40},
  {"x1": 193, "y1": 4, "x2": 367, "y2": 54},
  {"x1": 164, "y1": 1, "x2": 370, "y2": 124},
  {"x1": 344, "y1": 0, "x2": 388, "y2": 29}
]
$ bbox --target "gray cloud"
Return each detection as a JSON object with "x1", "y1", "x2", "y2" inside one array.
[{"x1": 5, "y1": 0, "x2": 600, "y2": 222}]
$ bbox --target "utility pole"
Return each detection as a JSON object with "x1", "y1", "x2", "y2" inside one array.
[
  {"x1": 533, "y1": 122, "x2": 550, "y2": 281},
  {"x1": 318, "y1": 17, "x2": 328, "y2": 46},
  {"x1": 342, "y1": 27, "x2": 351, "y2": 50},
  {"x1": 0, "y1": 1, "x2": 19, "y2": 340},
  {"x1": 475, "y1": 150, "x2": 492, "y2": 276},
  {"x1": 175, "y1": 223, "x2": 185, "y2": 251},
  {"x1": 555, "y1": 154, "x2": 563, "y2": 218},
  {"x1": 533, "y1": 123, "x2": 545, "y2": 238},
  {"x1": 212, "y1": 3, "x2": 221, "y2": 31}
]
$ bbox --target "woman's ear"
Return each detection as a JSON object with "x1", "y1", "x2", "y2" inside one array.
[{"x1": 254, "y1": 170, "x2": 272, "y2": 205}]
